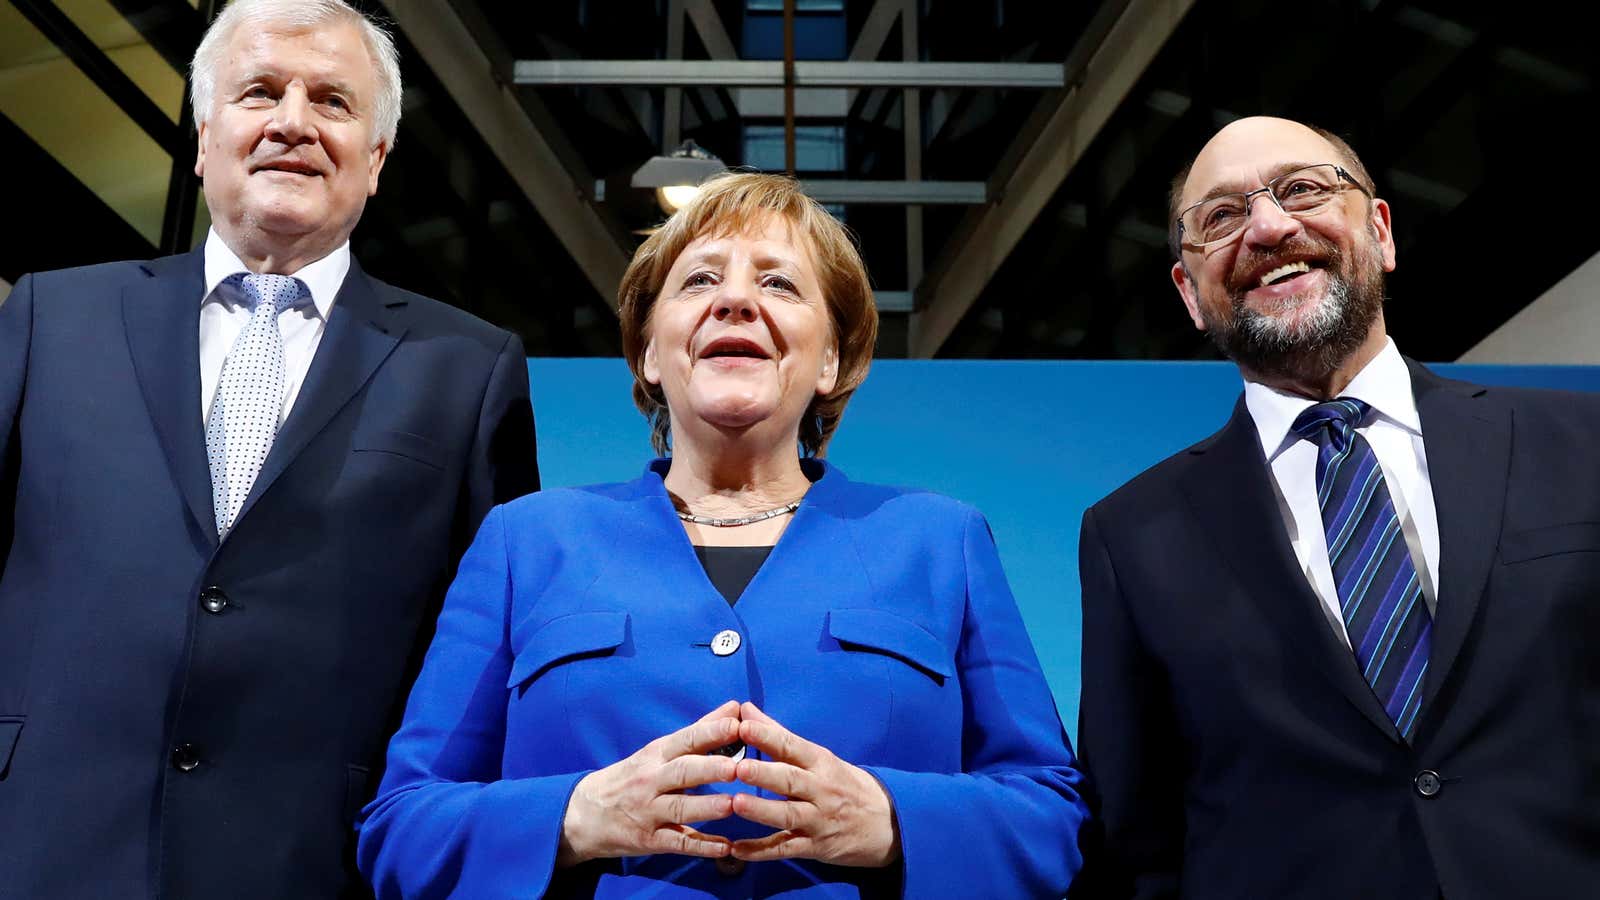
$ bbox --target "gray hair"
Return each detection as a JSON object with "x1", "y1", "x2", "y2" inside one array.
[{"x1": 189, "y1": 0, "x2": 403, "y2": 150}]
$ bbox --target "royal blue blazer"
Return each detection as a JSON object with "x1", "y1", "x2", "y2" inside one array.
[{"x1": 359, "y1": 459, "x2": 1086, "y2": 898}]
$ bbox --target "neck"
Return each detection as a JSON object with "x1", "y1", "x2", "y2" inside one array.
[
  {"x1": 217, "y1": 224, "x2": 344, "y2": 276},
  {"x1": 663, "y1": 421, "x2": 812, "y2": 517},
  {"x1": 1243, "y1": 317, "x2": 1389, "y2": 401}
]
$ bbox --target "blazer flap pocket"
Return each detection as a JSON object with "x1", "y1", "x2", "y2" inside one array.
[
  {"x1": 1499, "y1": 521, "x2": 1600, "y2": 563},
  {"x1": 0, "y1": 716, "x2": 22, "y2": 778},
  {"x1": 828, "y1": 609, "x2": 952, "y2": 680},
  {"x1": 507, "y1": 611, "x2": 630, "y2": 688},
  {"x1": 353, "y1": 429, "x2": 445, "y2": 469}
]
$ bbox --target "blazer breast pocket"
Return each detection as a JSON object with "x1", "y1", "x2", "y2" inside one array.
[
  {"x1": 1499, "y1": 522, "x2": 1600, "y2": 564},
  {"x1": 828, "y1": 608, "x2": 953, "y2": 685},
  {"x1": 351, "y1": 429, "x2": 446, "y2": 470},
  {"x1": 507, "y1": 611, "x2": 631, "y2": 694},
  {"x1": 825, "y1": 608, "x2": 957, "y2": 755}
]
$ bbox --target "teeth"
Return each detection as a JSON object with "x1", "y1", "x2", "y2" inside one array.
[{"x1": 1259, "y1": 261, "x2": 1311, "y2": 288}]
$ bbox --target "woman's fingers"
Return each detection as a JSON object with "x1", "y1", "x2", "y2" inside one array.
[
  {"x1": 728, "y1": 829, "x2": 814, "y2": 862},
  {"x1": 658, "y1": 753, "x2": 738, "y2": 792},
  {"x1": 729, "y1": 791, "x2": 806, "y2": 831},
  {"x1": 738, "y1": 704, "x2": 822, "y2": 768},
  {"x1": 733, "y1": 758, "x2": 811, "y2": 799},
  {"x1": 659, "y1": 791, "x2": 736, "y2": 826},
  {"x1": 659, "y1": 709, "x2": 742, "y2": 759},
  {"x1": 651, "y1": 824, "x2": 733, "y2": 858}
]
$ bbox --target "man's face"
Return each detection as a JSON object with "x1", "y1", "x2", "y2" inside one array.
[
  {"x1": 1170, "y1": 118, "x2": 1396, "y2": 378},
  {"x1": 195, "y1": 20, "x2": 387, "y2": 261}
]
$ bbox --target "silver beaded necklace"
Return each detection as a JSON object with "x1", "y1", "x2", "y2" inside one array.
[{"x1": 676, "y1": 500, "x2": 802, "y2": 527}]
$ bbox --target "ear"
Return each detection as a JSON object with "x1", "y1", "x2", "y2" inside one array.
[
  {"x1": 815, "y1": 342, "x2": 839, "y2": 396},
  {"x1": 1369, "y1": 197, "x2": 1396, "y2": 273},
  {"x1": 642, "y1": 334, "x2": 662, "y2": 386},
  {"x1": 367, "y1": 139, "x2": 390, "y2": 197},
  {"x1": 194, "y1": 120, "x2": 208, "y2": 178},
  {"x1": 1172, "y1": 259, "x2": 1207, "y2": 331}
]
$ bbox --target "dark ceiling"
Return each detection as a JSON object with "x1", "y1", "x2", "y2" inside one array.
[{"x1": 5, "y1": 0, "x2": 1594, "y2": 362}]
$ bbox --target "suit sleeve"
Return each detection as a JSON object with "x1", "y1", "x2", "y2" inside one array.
[
  {"x1": 1069, "y1": 506, "x2": 1183, "y2": 900},
  {"x1": 356, "y1": 507, "x2": 588, "y2": 899},
  {"x1": 864, "y1": 508, "x2": 1089, "y2": 898},
  {"x1": 456, "y1": 332, "x2": 539, "y2": 556},
  {"x1": 0, "y1": 275, "x2": 32, "y2": 577}
]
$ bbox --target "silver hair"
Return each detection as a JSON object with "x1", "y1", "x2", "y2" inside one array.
[{"x1": 189, "y1": 0, "x2": 403, "y2": 149}]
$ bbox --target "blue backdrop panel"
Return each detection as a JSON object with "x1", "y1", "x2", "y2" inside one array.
[{"x1": 527, "y1": 359, "x2": 1600, "y2": 737}]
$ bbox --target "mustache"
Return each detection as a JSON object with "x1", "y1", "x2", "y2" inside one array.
[{"x1": 1226, "y1": 234, "x2": 1342, "y2": 295}]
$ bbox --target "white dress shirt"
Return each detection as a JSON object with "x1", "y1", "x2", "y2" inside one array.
[
  {"x1": 1243, "y1": 338, "x2": 1440, "y2": 646},
  {"x1": 199, "y1": 229, "x2": 349, "y2": 424}
]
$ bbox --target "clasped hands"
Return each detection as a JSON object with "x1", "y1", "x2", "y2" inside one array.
[{"x1": 557, "y1": 701, "x2": 901, "y2": 869}]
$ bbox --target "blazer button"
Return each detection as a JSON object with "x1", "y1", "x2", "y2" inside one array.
[
  {"x1": 715, "y1": 857, "x2": 746, "y2": 877},
  {"x1": 1413, "y1": 769, "x2": 1442, "y2": 798},
  {"x1": 199, "y1": 587, "x2": 229, "y2": 615},
  {"x1": 710, "y1": 630, "x2": 741, "y2": 657},
  {"x1": 171, "y1": 743, "x2": 202, "y2": 773}
]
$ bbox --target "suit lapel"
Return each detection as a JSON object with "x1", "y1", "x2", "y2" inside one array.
[
  {"x1": 1408, "y1": 360, "x2": 1510, "y2": 714},
  {"x1": 122, "y1": 251, "x2": 216, "y2": 541},
  {"x1": 1180, "y1": 398, "x2": 1400, "y2": 740},
  {"x1": 229, "y1": 261, "x2": 407, "y2": 532}
]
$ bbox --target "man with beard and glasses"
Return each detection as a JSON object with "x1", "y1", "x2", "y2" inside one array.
[{"x1": 1069, "y1": 116, "x2": 1600, "y2": 900}]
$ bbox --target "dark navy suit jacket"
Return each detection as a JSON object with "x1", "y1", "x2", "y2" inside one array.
[
  {"x1": 358, "y1": 459, "x2": 1088, "y2": 898},
  {"x1": 1072, "y1": 361, "x2": 1600, "y2": 899},
  {"x1": 0, "y1": 249, "x2": 538, "y2": 898}
]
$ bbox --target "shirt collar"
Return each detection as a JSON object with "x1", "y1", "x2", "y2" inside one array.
[
  {"x1": 202, "y1": 228, "x2": 349, "y2": 321},
  {"x1": 1243, "y1": 337, "x2": 1421, "y2": 462}
]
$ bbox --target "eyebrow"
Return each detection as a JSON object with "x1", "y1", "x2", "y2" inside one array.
[
  {"x1": 1193, "y1": 161, "x2": 1321, "y2": 203},
  {"x1": 233, "y1": 69, "x2": 360, "y2": 100}
]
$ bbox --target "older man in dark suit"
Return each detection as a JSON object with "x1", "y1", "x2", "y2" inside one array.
[
  {"x1": 1073, "y1": 116, "x2": 1600, "y2": 899},
  {"x1": 0, "y1": 1, "x2": 537, "y2": 896}
]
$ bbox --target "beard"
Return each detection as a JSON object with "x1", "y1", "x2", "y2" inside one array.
[{"x1": 1199, "y1": 232, "x2": 1387, "y2": 382}]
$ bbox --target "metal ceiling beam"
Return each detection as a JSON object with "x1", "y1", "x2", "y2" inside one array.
[
  {"x1": 512, "y1": 60, "x2": 1065, "y2": 89},
  {"x1": 385, "y1": 0, "x2": 630, "y2": 310},
  {"x1": 800, "y1": 180, "x2": 985, "y2": 204},
  {"x1": 908, "y1": 0, "x2": 1196, "y2": 358}
]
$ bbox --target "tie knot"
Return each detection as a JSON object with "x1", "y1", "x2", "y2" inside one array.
[
  {"x1": 232, "y1": 272, "x2": 309, "y2": 314},
  {"x1": 1291, "y1": 397, "x2": 1371, "y2": 449}
]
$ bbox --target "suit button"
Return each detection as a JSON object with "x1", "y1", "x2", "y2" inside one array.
[
  {"x1": 710, "y1": 630, "x2": 741, "y2": 656},
  {"x1": 199, "y1": 587, "x2": 229, "y2": 615},
  {"x1": 715, "y1": 857, "x2": 746, "y2": 877},
  {"x1": 171, "y1": 744, "x2": 202, "y2": 772},
  {"x1": 1414, "y1": 769, "x2": 1442, "y2": 797}
]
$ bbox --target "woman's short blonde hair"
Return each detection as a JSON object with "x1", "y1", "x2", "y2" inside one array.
[{"x1": 618, "y1": 171, "x2": 879, "y2": 456}]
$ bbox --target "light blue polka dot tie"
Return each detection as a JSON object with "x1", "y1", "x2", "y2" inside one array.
[{"x1": 206, "y1": 272, "x2": 309, "y2": 538}]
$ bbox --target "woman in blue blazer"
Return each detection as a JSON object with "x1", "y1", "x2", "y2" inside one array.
[{"x1": 358, "y1": 173, "x2": 1087, "y2": 898}]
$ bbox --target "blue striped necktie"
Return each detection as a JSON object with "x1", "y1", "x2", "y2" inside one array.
[{"x1": 1292, "y1": 398, "x2": 1432, "y2": 740}]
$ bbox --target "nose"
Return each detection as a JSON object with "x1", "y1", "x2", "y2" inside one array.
[
  {"x1": 713, "y1": 280, "x2": 759, "y2": 323},
  {"x1": 265, "y1": 84, "x2": 318, "y2": 146},
  {"x1": 1240, "y1": 189, "x2": 1301, "y2": 250}
]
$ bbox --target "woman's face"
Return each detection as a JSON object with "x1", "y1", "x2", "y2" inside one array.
[{"x1": 644, "y1": 216, "x2": 838, "y2": 445}]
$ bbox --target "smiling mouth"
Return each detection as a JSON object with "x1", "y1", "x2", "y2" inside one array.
[
  {"x1": 1256, "y1": 260, "x2": 1325, "y2": 289},
  {"x1": 254, "y1": 163, "x2": 322, "y2": 177},
  {"x1": 698, "y1": 338, "x2": 771, "y2": 361}
]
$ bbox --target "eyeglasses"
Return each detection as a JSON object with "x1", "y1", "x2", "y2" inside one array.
[{"x1": 1176, "y1": 164, "x2": 1372, "y2": 249}]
